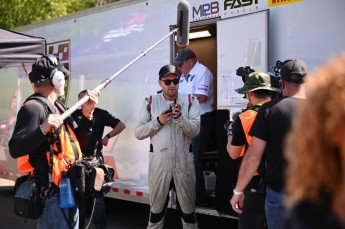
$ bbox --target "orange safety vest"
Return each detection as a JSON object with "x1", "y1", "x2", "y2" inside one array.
[
  {"x1": 17, "y1": 98, "x2": 82, "y2": 186},
  {"x1": 238, "y1": 100, "x2": 270, "y2": 176},
  {"x1": 18, "y1": 124, "x2": 82, "y2": 186},
  {"x1": 239, "y1": 109, "x2": 257, "y2": 154}
]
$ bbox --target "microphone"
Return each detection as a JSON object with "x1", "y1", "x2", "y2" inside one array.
[{"x1": 176, "y1": 0, "x2": 190, "y2": 47}]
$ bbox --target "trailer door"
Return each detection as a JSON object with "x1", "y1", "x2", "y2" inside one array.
[
  {"x1": 215, "y1": 10, "x2": 268, "y2": 214},
  {"x1": 217, "y1": 10, "x2": 269, "y2": 109}
]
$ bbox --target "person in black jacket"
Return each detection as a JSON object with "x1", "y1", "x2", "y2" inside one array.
[
  {"x1": 285, "y1": 55, "x2": 345, "y2": 229},
  {"x1": 9, "y1": 55, "x2": 100, "y2": 229}
]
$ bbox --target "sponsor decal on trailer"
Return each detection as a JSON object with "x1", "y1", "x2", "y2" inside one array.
[
  {"x1": 190, "y1": 0, "x2": 268, "y2": 22},
  {"x1": 268, "y1": 0, "x2": 303, "y2": 7}
]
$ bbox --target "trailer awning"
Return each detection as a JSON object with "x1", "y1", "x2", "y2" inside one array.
[{"x1": 0, "y1": 28, "x2": 46, "y2": 68}]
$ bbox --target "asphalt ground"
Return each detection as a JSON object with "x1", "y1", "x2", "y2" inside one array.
[{"x1": 0, "y1": 178, "x2": 237, "y2": 229}]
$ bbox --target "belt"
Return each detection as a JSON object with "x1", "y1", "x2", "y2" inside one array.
[{"x1": 150, "y1": 144, "x2": 193, "y2": 152}]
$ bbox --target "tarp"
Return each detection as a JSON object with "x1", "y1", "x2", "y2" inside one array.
[{"x1": 0, "y1": 28, "x2": 46, "y2": 68}]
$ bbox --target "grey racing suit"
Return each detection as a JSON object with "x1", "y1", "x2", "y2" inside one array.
[{"x1": 135, "y1": 93, "x2": 200, "y2": 229}]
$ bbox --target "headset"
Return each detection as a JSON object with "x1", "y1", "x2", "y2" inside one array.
[{"x1": 44, "y1": 55, "x2": 65, "y2": 88}]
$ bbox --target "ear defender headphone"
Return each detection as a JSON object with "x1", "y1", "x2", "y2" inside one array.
[{"x1": 45, "y1": 55, "x2": 65, "y2": 88}]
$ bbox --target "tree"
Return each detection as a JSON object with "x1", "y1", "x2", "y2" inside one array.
[{"x1": 0, "y1": 0, "x2": 118, "y2": 30}]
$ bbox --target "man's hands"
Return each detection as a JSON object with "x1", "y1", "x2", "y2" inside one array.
[
  {"x1": 230, "y1": 191, "x2": 245, "y2": 214},
  {"x1": 82, "y1": 90, "x2": 101, "y2": 119},
  {"x1": 40, "y1": 90, "x2": 101, "y2": 135},
  {"x1": 171, "y1": 102, "x2": 181, "y2": 119},
  {"x1": 102, "y1": 136, "x2": 109, "y2": 146},
  {"x1": 158, "y1": 102, "x2": 181, "y2": 124},
  {"x1": 40, "y1": 114, "x2": 63, "y2": 135}
]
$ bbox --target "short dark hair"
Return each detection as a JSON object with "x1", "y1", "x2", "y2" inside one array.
[
  {"x1": 252, "y1": 89, "x2": 275, "y2": 99},
  {"x1": 33, "y1": 79, "x2": 50, "y2": 88},
  {"x1": 78, "y1": 90, "x2": 87, "y2": 99}
]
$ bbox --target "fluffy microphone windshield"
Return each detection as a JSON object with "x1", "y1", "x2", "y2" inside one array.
[{"x1": 176, "y1": 0, "x2": 190, "y2": 47}]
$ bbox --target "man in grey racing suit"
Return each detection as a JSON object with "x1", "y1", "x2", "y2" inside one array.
[{"x1": 135, "y1": 64, "x2": 200, "y2": 229}]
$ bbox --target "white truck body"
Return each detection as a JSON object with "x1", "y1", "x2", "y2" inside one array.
[{"x1": 1, "y1": 0, "x2": 345, "y2": 217}]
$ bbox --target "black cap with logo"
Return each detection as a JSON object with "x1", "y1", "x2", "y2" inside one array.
[{"x1": 159, "y1": 64, "x2": 179, "y2": 79}]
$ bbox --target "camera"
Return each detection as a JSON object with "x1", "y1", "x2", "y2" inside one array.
[
  {"x1": 272, "y1": 60, "x2": 283, "y2": 77},
  {"x1": 223, "y1": 111, "x2": 241, "y2": 135},
  {"x1": 164, "y1": 99, "x2": 177, "y2": 114},
  {"x1": 236, "y1": 66, "x2": 255, "y2": 83}
]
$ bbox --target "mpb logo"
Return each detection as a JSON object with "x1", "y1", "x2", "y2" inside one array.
[{"x1": 192, "y1": 1, "x2": 220, "y2": 18}]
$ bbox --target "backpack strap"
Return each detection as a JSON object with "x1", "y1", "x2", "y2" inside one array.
[
  {"x1": 24, "y1": 95, "x2": 79, "y2": 184},
  {"x1": 249, "y1": 104, "x2": 262, "y2": 112},
  {"x1": 23, "y1": 95, "x2": 58, "y2": 186},
  {"x1": 24, "y1": 95, "x2": 62, "y2": 154},
  {"x1": 62, "y1": 124, "x2": 80, "y2": 161},
  {"x1": 249, "y1": 100, "x2": 270, "y2": 112},
  {"x1": 24, "y1": 95, "x2": 57, "y2": 115},
  {"x1": 53, "y1": 100, "x2": 80, "y2": 161}
]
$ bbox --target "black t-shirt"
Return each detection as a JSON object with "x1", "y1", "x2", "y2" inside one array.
[
  {"x1": 72, "y1": 107, "x2": 120, "y2": 157},
  {"x1": 231, "y1": 117, "x2": 246, "y2": 146},
  {"x1": 249, "y1": 96, "x2": 303, "y2": 192}
]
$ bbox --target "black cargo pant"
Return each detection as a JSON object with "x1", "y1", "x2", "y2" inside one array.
[
  {"x1": 79, "y1": 193, "x2": 107, "y2": 229},
  {"x1": 238, "y1": 176, "x2": 267, "y2": 229}
]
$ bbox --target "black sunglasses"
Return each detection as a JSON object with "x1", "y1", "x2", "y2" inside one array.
[{"x1": 161, "y1": 78, "x2": 179, "y2": 85}]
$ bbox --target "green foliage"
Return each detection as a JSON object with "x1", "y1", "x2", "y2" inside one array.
[{"x1": 0, "y1": 0, "x2": 119, "y2": 30}]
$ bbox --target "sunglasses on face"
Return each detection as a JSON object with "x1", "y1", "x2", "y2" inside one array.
[{"x1": 161, "y1": 78, "x2": 179, "y2": 85}]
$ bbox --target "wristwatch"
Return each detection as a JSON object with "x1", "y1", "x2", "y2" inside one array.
[
  {"x1": 227, "y1": 129, "x2": 233, "y2": 136},
  {"x1": 106, "y1": 134, "x2": 111, "y2": 139}
]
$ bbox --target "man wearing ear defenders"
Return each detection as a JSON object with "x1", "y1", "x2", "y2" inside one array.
[
  {"x1": 9, "y1": 55, "x2": 100, "y2": 229},
  {"x1": 135, "y1": 64, "x2": 200, "y2": 229}
]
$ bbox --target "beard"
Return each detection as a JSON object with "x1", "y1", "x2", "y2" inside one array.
[
  {"x1": 54, "y1": 85, "x2": 65, "y2": 98},
  {"x1": 163, "y1": 89, "x2": 177, "y2": 100}
]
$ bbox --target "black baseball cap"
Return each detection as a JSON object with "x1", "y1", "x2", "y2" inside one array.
[
  {"x1": 159, "y1": 64, "x2": 179, "y2": 79},
  {"x1": 173, "y1": 48, "x2": 196, "y2": 66},
  {"x1": 29, "y1": 55, "x2": 70, "y2": 84},
  {"x1": 280, "y1": 59, "x2": 308, "y2": 84}
]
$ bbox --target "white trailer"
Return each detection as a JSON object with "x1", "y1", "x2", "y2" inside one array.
[{"x1": 1, "y1": 0, "x2": 345, "y2": 218}]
